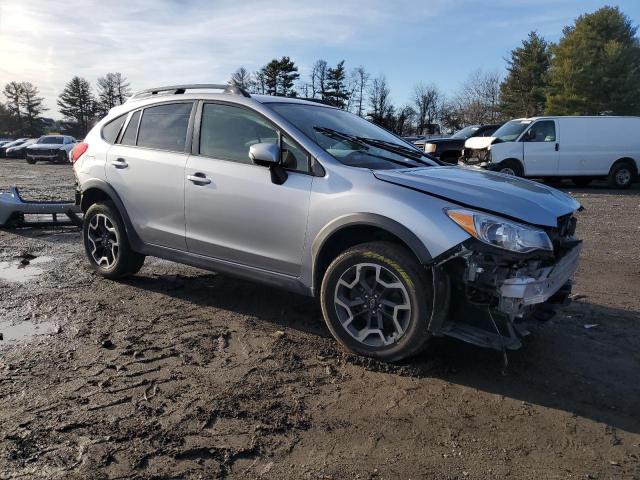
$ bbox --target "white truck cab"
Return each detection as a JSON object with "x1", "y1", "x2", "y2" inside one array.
[{"x1": 459, "y1": 116, "x2": 640, "y2": 188}]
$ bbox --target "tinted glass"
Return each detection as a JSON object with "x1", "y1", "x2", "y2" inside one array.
[
  {"x1": 525, "y1": 121, "x2": 556, "y2": 142},
  {"x1": 137, "y1": 103, "x2": 192, "y2": 151},
  {"x1": 102, "y1": 115, "x2": 127, "y2": 144},
  {"x1": 451, "y1": 126, "x2": 479, "y2": 139},
  {"x1": 493, "y1": 120, "x2": 532, "y2": 142},
  {"x1": 282, "y1": 135, "x2": 309, "y2": 172},
  {"x1": 120, "y1": 110, "x2": 141, "y2": 146},
  {"x1": 200, "y1": 103, "x2": 278, "y2": 164}
]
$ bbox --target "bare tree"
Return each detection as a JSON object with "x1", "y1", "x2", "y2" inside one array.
[
  {"x1": 230, "y1": 67, "x2": 254, "y2": 91},
  {"x1": 413, "y1": 83, "x2": 441, "y2": 134},
  {"x1": 367, "y1": 75, "x2": 394, "y2": 129},
  {"x1": 310, "y1": 59, "x2": 329, "y2": 99},
  {"x1": 97, "y1": 73, "x2": 131, "y2": 115},
  {"x1": 346, "y1": 66, "x2": 369, "y2": 117},
  {"x1": 453, "y1": 69, "x2": 503, "y2": 125},
  {"x1": 395, "y1": 105, "x2": 415, "y2": 136}
]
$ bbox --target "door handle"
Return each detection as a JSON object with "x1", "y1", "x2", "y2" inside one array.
[
  {"x1": 111, "y1": 158, "x2": 128, "y2": 169},
  {"x1": 555, "y1": 143, "x2": 559, "y2": 151},
  {"x1": 187, "y1": 173, "x2": 211, "y2": 185}
]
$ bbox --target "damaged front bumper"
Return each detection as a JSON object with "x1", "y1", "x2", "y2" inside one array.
[
  {"x1": 431, "y1": 236, "x2": 582, "y2": 351},
  {"x1": 498, "y1": 243, "x2": 581, "y2": 316}
]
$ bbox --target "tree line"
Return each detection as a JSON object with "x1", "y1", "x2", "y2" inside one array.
[
  {"x1": 1, "y1": 6, "x2": 638, "y2": 140},
  {"x1": 0, "y1": 73, "x2": 131, "y2": 138}
]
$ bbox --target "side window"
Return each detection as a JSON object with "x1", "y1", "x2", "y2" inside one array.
[
  {"x1": 102, "y1": 114, "x2": 127, "y2": 144},
  {"x1": 200, "y1": 103, "x2": 278, "y2": 164},
  {"x1": 524, "y1": 121, "x2": 556, "y2": 142},
  {"x1": 120, "y1": 110, "x2": 141, "y2": 146},
  {"x1": 137, "y1": 103, "x2": 193, "y2": 152},
  {"x1": 282, "y1": 135, "x2": 310, "y2": 172}
]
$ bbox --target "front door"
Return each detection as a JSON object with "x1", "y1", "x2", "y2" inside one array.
[
  {"x1": 185, "y1": 102, "x2": 313, "y2": 276},
  {"x1": 105, "y1": 102, "x2": 194, "y2": 250},
  {"x1": 522, "y1": 120, "x2": 559, "y2": 176}
]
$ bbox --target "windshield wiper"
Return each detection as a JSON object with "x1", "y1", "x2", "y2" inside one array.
[
  {"x1": 356, "y1": 137, "x2": 430, "y2": 163},
  {"x1": 313, "y1": 126, "x2": 429, "y2": 168}
]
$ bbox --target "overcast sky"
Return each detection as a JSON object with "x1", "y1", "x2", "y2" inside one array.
[{"x1": 1, "y1": 0, "x2": 639, "y2": 119}]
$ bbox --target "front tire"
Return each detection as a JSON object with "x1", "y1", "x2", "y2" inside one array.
[
  {"x1": 320, "y1": 241, "x2": 433, "y2": 362},
  {"x1": 26, "y1": 157, "x2": 36, "y2": 165},
  {"x1": 608, "y1": 162, "x2": 635, "y2": 189},
  {"x1": 496, "y1": 160, "x2": 524, "y2": 177},
  {"x1": 83, "y1": 202, "x2": 145, "y2": 279}
]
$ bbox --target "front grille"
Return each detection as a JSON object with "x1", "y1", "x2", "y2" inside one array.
[{"x1": 463, "y1": 148, "x2": 490, "y2": 164}]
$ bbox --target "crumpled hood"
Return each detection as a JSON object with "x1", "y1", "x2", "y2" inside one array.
[
  {"x1": 374, "y1": 166, "x2": 581, "y2": 227},
  {"x1": 464, "y1": 136, "x2": 495, "y2": 150}
]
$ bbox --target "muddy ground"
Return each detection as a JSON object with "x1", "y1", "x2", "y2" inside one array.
[{"x1": 0, "y1": 158, "x2": 639, "y2": 479}]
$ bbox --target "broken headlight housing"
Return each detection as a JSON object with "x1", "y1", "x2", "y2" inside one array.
[{"x1": 445, "y1": 208, "x2": 553, "y2": 254}]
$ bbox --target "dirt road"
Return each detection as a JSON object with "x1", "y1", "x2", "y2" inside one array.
[{"x1": 1, "y1": 159, "x2": 639, "y2": 479}]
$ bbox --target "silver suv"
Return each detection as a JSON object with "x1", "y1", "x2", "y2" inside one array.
[{"x1": 72, "y1": 84, "x2": 582, "y2": 362}]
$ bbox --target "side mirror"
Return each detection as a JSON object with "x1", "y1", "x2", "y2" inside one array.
[
  {"x1": 248, "y1": 142, "x2": 288, "y2": 185},
  {"x1": 523, "y1": 129, "x2": 535, "y2": 142},
  {"x1": 249, "y1": 143, "x2": 280, "y2": 167}
]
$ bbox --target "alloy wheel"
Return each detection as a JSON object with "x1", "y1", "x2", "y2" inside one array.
[
  {"x1": 333, "y1": 263, "x2": 411, "y2": 347},
  {"x1": 86, "y1": 213, "x2": 120, "y2": 269}
]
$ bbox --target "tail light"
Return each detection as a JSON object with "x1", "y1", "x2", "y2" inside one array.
[{"x1": 71, "y1": 142, "x2": 88, "y2": 163}]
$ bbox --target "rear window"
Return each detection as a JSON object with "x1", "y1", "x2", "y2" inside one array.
[
  {"x1": 137, "y1": 103, "x2": 192, "y2": 152},
  {"x1": 120, "y1": 111, "x2": 141, "y2": 146},
  {"x1": 102, "y1": 115, "x2": 127, "y2": 144}
]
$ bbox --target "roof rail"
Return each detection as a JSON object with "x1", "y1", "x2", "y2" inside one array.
[{"x1": 127, "y1": 84, "x2": 250, "y2": 102}]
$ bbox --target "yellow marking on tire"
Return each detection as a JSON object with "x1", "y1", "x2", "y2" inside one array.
[{"x1": 362, "y1": 251, "x2": 414, "y2": 289}]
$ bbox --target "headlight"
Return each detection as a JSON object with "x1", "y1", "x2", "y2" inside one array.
[
  {"x1": 445, "y1": 208, "x2": 553, "y2": 253},
  {"x1": 424, "y1": 143, "x2": 436, "y2": 153}
]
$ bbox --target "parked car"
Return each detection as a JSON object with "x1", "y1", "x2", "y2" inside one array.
[
  {"x1": 72, "y1": 84, "x2": 582, "y2": 362},
  {"x1": 0, "y1": 138, "x2": 28, "y2": 157},
  {"x1": 459, "y1": 116, "x2": 640, "y2": 188},
  {"x1": 0, "y1": 139, "x2": 14, "y2": 148},
  {"x1": 421, "y1": 125, "x2": 501, "y2": 164},
  {"x1": 26, "y1": 135, "x2": 77, "y2": 164},
  {"x1": 5, "y1": 139, "x2": 37, "y2": 158}
]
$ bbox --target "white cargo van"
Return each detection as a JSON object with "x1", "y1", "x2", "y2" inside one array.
[{"x1": 459, "y1": 116, "x2": 640, "y2": 188}]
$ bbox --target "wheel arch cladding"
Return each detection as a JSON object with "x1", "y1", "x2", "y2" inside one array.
[
  {"x1": 311, "y1": 213, "x2": 432, "y2": 294},
  {"x1": 80, "y1": 179, "x2": 143, "y2": 250}
]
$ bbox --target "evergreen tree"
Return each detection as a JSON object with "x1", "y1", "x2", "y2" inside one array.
[
  {"x1": 326, "y1": 60, "x2": 349, "y2": 108},
  {"x1": 20, "y1": 82, "x2": 47, "y2": 136},
  {"x1": 500, "y1": 31, "x2": 550, "y2": 117},
  {"x1": 546, "y1": 6, "x2": 640, "y2": 115},
  {"x1": 259, "y1": 57, "x2": 300, "y2": 97},
  {"x1": 57, "y1": 76, "x2": 97, "y2": 137},
  {"x1": 3, "y1": 82, "x2": 24, "y2": 135}
]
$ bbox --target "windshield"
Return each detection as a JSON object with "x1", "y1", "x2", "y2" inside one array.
[
  {"x1": 450, "y1": 126, "x2": 479, "y2": 139},
  {"x1": 492, "y1": 120, "x2": 532, "y2": 142},
  {"x1": 38, "y1": 136, "x2": 64, "y2": 145},
  {"x1": 267, "y1": 103, "x2": 437, "y2": 170}
]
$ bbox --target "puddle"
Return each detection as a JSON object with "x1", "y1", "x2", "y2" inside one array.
[
  {"x1": 0, "y1": 256, "x2": 53, "y2": 282},
  {"x1": 0, "y1": 318, "x2": 57, "y2": 344}
]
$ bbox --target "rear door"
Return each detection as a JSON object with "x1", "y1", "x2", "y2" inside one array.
[
  {"x1": 521, "y1": 120, "x2": 559, "y2": 176},
  {"x1": 185, "y1": 101, "x2": 313, "y2": 276},
  {"x1": 105, "y1": 102, "x2": 195, "y2": 250}
]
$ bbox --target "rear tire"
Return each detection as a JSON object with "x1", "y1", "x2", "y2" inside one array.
[
  {"x1": 608, "y1": 162, "x2": 635, "y2": 189},
  {"x1": 83, "y1": 202, "x2": 145, "y2": 279},
  {"x1": 320, "y1": 241, "x2": 433, "y2": 362},
  {"x1": 496, "y1": 160, "x2": 523, "y2": 177}
]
